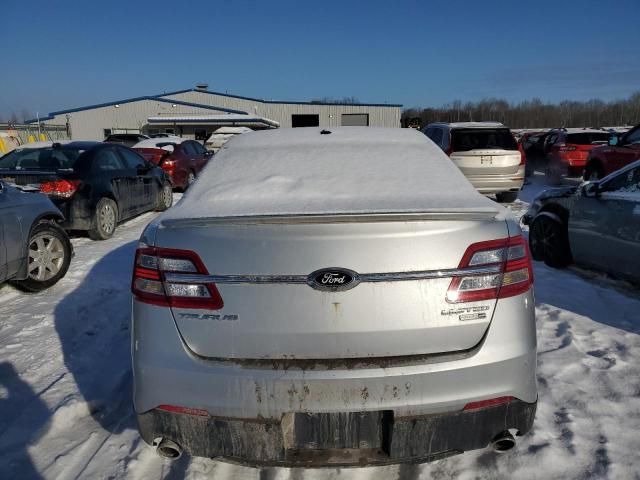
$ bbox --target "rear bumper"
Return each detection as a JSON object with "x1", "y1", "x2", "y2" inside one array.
[
  {"x1": 137, "y1": 397, "x2": 536, "y2": 466},
  {"x1": 132, "y1": 290, "x2": 537, "y2": 464},
  {"x1": 53, "y1": 198, "x2": 93, "y2": 231},
  {"x1": 466, "y1": 166, "x2": 525, "y2": 194}
]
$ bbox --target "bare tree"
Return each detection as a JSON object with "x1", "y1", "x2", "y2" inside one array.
[{"x1": 401, "y1": 92, "x2": 640, "y2": 129}]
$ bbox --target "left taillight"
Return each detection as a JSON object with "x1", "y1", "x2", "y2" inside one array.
[
  {"x1": 446, "y1": 235, "x2": 533, "y2": 303},
  {"x1": 132, "y1": 245, "x2": 224, "y2": 309},
  {"x1": 40, "y1": 179, "x2": 81, "y2": 198},
  {"x1": 518, "y1": 143, "x2": 526, "y2": 165}
]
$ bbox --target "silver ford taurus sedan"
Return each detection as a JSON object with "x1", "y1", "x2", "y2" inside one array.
[{"x1": 131, "y1": 127, "x2": 537, "y2": 466}]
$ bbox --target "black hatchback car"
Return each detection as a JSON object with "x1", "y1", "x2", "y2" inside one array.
[{"x1": 0, "y1": 142, "x2": 173, "y2": 240}]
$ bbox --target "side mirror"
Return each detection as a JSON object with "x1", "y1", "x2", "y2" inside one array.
[
  {"x1": 608, "y1": 135, "x2": 619, "y2": 147},
  {"x1": 582, "y1": 182, "x2": 601, "y2": 198}
]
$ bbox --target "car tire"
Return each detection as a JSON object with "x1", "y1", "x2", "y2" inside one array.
[
  {"x1": 156, "y1": 182, "x2": 173, "y2": 211},
  {"x1": 496, "y1": 191, "x2": 518, "y2": 203},
  {"x1": 186, "y1": 171, "x2": 196, "y2": 189},
  {"x1": 89, "y1": 198, "x2": 118, "y2": 240},
  {"x1": 583, "y1": 163, "x2": 604, "y2": 182},
  {"x1": 12, "y1": 220, "x2": 72, "y2": 292},
  {"x1": 529, "y1": 214, "x2": 572, "y2": 268}
]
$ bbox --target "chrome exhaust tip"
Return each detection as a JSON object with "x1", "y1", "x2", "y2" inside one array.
[
  {"x1": 491, "y1": 430, "x2": 516, "y2": 453},
  {"x1": 156, "y1": 438, "x2": 183, "y2": 460}
]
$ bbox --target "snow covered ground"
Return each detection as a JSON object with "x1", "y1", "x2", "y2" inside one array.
[{"x1": 1, "y1": 182, "x2": 639, "y2": 480}]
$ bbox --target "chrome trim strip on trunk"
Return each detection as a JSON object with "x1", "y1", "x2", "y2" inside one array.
[
  {"x1": 163, "y1": 265, "x2": 502, "y2": 285},
  {"x1": 160, "y1": 210, "x2": 499, "y2": 227}
]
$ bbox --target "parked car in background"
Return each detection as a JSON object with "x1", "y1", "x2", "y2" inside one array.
[
  {"x1": 0, "y1": 181, "x2": 72, "y2": 291},
  {"x1": 0, "y1": 142, "x2": 172, "y2": 240},
  {"x1": 519, "y1": 130, "x2": 550, "y2": 172},
  {"x1": 543, "y1": 128, "x2": 609, "y2": 180},
  {"x1": 524, "y1": 159, "x2": 640, "y2": 284},
  {"x1": 132, "y1": 137, "x2": 211, "y2": 191},
  {"x1": 204, "y1": 126, "x2": 253, "y2": 153},
  {"x1": 423, "y1": 122, "x2": 525, "y2": 202},
  {"x1": 132, "y1": 127, "x2": 536, "y2": 466},
  {"x1": 105, "y1": 133, "x2": 149, "y2": 147},
  {"x1": 583, "y1": 124, "x2": 640, "y2": 180}
]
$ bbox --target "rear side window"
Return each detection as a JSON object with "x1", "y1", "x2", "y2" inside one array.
[
  {"x1": 0, "y1": 147, "x2": 85, "y2": 170},
  {"x1": 623, "y1": 128, "x2": 640, "y2": 145},
  {"x1": 192, "y1": 142, "x2": 207, "y2": 154},
  {"x1": 566, "y1": 133, "x2": 609, "y2": 145},
  {"x1": 603, "y1": 166, "x2": 640, "y2": 194},
  {"x1": 95, "y1": 149, "x2": 125, "y2": 171},
  {"x1": 451, "y1": 129, "x2": 518, "y2": 152},
  {"x1": 118, "y1": 147, "x2": 146, "y2": 169},
  {"x1": 427, "y1": 128, "x2": 443, "y2": 146},
  {"x1": 182, "y1": 142, "x2": 197, "y2": 155}
]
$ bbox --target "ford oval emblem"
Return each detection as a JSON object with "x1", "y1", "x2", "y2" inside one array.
[{"x1": 307, "y1": 268, "x2": 360, "y2": 292}]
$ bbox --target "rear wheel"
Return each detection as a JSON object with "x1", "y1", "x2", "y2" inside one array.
[
  {"x1": 583, "y1": 163, "x2": 604, "y2": 181},
  {"x1": 89, "y1": 198, "x2": 118, "y2": 240},
  {"x1": 529, "y1": 215, "x2": 572, "y2": 268},
  {"x1": 186, "y1": 171, "x2": 196, "y2": 189},
  {"x1": 156, "y1": 182, "x2": 173, "y2": 211},
  {"x1": 495, "y1": 191, "x2": 518, "y2": 203},
  {"x1": 12, "y1": 221, "x2": 72, "y2": 292}
]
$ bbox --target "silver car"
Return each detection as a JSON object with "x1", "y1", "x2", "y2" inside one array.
[
  {"x1": 423, "y1": 122, "x2": 525, "y2": 203},
  {"x1": 132, "y1": 127, "x2": 537, "y2": 466},
  {"x1": 0, "y1": 181, "x2": 72, "y2": 291},
  {"x1": 524, "y1": 159, "x2": 640, "y2": 284}
]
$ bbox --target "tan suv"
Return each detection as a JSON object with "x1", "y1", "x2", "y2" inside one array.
[{"x1": 423, "y1": 122, "x2": 525, "y2": 203}]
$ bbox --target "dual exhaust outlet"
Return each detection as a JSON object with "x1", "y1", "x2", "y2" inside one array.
[{"x1": 154, "y1": 431, "x2": 516, "y2": 461}]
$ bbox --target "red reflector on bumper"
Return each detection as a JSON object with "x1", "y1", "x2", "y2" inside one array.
[
  {"x1": 463, "y1": 396, "x2": 514, "y2": 411},
  {"x1": 157, "y1": 404, "x2": 209, "y2": 417}
]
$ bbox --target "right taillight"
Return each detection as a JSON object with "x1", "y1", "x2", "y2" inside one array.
[
  {"x1": 446, "y1": 235, "x2": 533, "y2": 303},
  {"x1": 132, "y1": 244, "x2": 223, "y2": 309}
]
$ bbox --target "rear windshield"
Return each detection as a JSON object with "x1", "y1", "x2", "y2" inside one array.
[
  {"x1": 566, "y1": 132, "x2": 610, "y2": 145},
  {"x1": 451, "y1": 128, "x2": 518, "y2": 152},
  {"x1": 0, "y1": 147, "x2": 86, "y2": 170}
]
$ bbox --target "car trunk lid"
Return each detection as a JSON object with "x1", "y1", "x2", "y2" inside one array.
[{"x1": 154, "y1": 212, "x2": 509, "y2": 360}]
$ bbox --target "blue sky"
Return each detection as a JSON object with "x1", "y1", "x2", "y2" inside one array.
[{"x1": 2, "y1": 0, "x2": 639, "y2": 116}]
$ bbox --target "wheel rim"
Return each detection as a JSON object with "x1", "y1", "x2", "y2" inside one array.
[
  {"x1": 532, "y1": 218, "x2": 557, "y2": 259},
  {"x1": 28, "y1": 234, "x2": 65, "y2": 281},
  {"x1": 163, "y1": 185, "x2": 172, "y2": 207},
  {"x1": 588, "y1": 170, "x2": 600, "y2": 181},
  {"x1": 187, "y1": 172, "x2": 195, "y2": 185},
  {"x1": 100, "y1": 203, "x2": 116, "y2": 234}
]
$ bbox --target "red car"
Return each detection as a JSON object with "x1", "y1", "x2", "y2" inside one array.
[
  {"x1": 132, "y1": 137, "x2": 212, "y2": 190},
  {"x1": 544, "y1": 128, "x2": 610, "y2": 178},
  {"x1": 583, "y1": 124, "x2": 640, "y2": 180}
]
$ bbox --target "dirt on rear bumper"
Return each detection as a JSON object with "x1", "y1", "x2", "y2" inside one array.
[{"x1": 137, "y1": 398, "x2": 536, "y2": 467}]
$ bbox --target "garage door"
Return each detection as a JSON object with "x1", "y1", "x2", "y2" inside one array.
[
  {"x1": 341, "y1": 114, "x2": 369, "y2": 126},
  {"x1": 292, "y1": 114, "x2": 320, "y2": 128}
]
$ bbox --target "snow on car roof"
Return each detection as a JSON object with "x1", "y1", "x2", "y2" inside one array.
[
  {"x1": 163, "y1": 127, "x2": 500, "y2": 219},
  {"x1": 133, "y1": 136, "x2": 185, "y2": 148}
]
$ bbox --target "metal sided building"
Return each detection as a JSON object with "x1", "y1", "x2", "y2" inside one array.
[{"x1": 28, "y1": 86, "x2": 402, "y2": 141}]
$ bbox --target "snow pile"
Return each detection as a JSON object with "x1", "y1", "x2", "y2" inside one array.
[{"x1": 164, "y1": 127, "x2": 500, "y2": 219}]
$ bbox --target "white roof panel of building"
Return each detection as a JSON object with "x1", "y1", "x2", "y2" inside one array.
[{"x1": 147, "y1": 114, "x2": 279, "y2": 128}]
